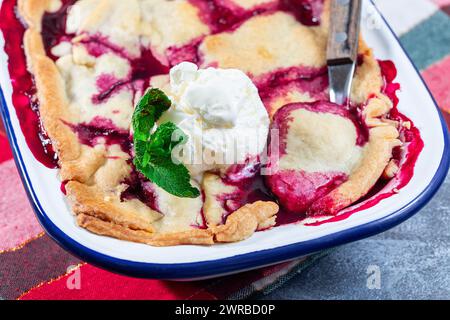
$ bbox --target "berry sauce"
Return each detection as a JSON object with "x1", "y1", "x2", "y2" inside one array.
[
  {"x1": 279, "y1": 0, "x2": 325, "y2": 26},
  {"x1": 166, "y1": 38, "x2": 204, "y2": 67},
  {"x1": 60, "y1": 179, "x2": 69, "y2": 195},
  {"x1": 120, "y1": 166, "x2": 160, "y2": 212},
  {"x1": 91, "y1": 48, "x2": 169, "y2": 104},
  {"x1": 0, "y1": 0, "x2": 58, "y2": 168},
  {"x1": 189, "y1": 0, "x2": 324, "y2": 33},
  {"x1": 188, "y1": 0, "x2": 272, "y2": 33},
  {"x1": 256, "y1": 66, "x2": 328, "y2": 101},
  {"x1": 41, "y1": 0, "x2": 76, "y2": 60},
  {"x1": 61, "y1": 117, "x2": 132, "y2": 153}
]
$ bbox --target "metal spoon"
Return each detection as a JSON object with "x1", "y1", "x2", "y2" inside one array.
[{"x1": 327, "y1": 0, "x2": 362, "y2": 106}]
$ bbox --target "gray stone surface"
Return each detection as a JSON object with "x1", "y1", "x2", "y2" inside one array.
[{"x1": 259, "y1": 173, "x2": 450, "y2": 300}]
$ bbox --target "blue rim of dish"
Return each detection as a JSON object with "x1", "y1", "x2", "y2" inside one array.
[{"x1": 0, "y1": 0, "x2": 449, "y2": 280}]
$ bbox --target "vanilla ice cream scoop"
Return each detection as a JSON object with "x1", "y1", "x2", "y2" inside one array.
[{"x1": 158, "y1": 62, "x2": 270, "y2": 179}]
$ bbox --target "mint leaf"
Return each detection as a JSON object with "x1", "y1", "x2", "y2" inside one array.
[
  {"x1": 136, "y1": 156, "x2": 200, "y2": 198},
  {"x1": 132, "y1": 90, "x2": 200, "y2": 198},
  {"x1": 134, "y1": 140, "x2": 151, "y2": 167},
  {"x1": 148, "y1": 122, "x2": 187, "y2": 158},
  {"x1": 132, "y1": 88, "x2": 171, "y2": 141}
]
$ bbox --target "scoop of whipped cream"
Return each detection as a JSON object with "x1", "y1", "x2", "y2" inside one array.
[{"x1": 157, "y1": 62, "x2": 270, "y2": 179}]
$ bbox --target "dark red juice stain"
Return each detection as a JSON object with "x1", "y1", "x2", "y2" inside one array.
[
  {"x1": 189, "y1": 0, "x2": 324, "y2": 33},
  {"x1": 219, "y1": 160, "x2": 308, "y2": 228},
  {"x1": 212, "y1": 160, "x2": 266, "y2": 222},
  {"x1": 80, "y1": 33, "x2": 130, "y2": 59},
  {"x1": 0, "y1": 0, "x2": 58, "y2": 168},
  {"x1": 255, "y1": 66, "x2": 329, "y2": 116},
  {"x1": 60, "y1": 179, "x2": 68, "y2": 195},
  {"x1": 120, "y1": 164, "x2": 160, "y2": 212},
  {"x1": 256, "y1": 66, "x2": 327, "y2": 93},
  {"x1": 378, "y1": 60, "x2": 400, "y2": 107},
  {"x1": 188, "y1": 0, "x2": 264, "y2": 33},
  {"x1": 267, "y1": 170, "x2": 348, "y2": 214},
  {"x1": 131, "y1": 48, "x2": 169, "y2": 88},
  {"x1": 166, "y1": 38, "x2": 204, "y2": 67},
  {"x1": 279, "y1": 0, "x2": 325, "y2": 26},
  {"x1": 41, "y1": 0, "x2": 76, "y2": 60},
  {"x1": 62, "y1": 117, "x2": 132, "y2": 153},
  {"x1": 92, "y1": 47, "x2": 169, "y2": 104},
  {"x1": 92, "y1": 74, "x2": 126, "y2": 104}
]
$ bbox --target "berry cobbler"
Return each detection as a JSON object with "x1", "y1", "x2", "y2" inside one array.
[{"x1": 0, "y1": 0, "x2": 423, "y2": 246}]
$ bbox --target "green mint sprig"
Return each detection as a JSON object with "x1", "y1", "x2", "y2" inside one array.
[{"x1": 132, "y1": 89, "x2": 200, "y2": 198}]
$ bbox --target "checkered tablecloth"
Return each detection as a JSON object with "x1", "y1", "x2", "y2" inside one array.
[{"x1": 0, "y1": 0, "x2": 449, "y2": 300}]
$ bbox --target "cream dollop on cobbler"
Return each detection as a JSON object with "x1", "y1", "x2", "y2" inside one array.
[{"x1": 156, "y1": 62, "x2": 270, "y2": 179}]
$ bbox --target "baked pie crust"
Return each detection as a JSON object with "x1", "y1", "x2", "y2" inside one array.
[{"x1": 17, "y1": 0, "x2": 403, "y2": 246}]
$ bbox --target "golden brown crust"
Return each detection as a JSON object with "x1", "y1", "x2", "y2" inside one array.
[
  {"x1": 18, "y1": 0, "x2": 52, "y2": 30},
  {"x1": 77, "y1": 214, "x2": 215, "y2": 246},
  {"x1": 23, "y1": 29, "x2": 82, "y2": 162},
  {"x1": 312, "y1": 126, "x2": 401, "y2": 214},
  {"x1": 66, "y1": 181, "x2": 162, "y2": 232},
  {"x1": 213, "y1": 201, "x2": 279, "y2": 242},
  {"x1": 351, "y1": 49, "x2": 384, "y2": 104},
  {"x1": 69, "y1": 180, "x2": 280, "y2": 245},
  {"x1": 59, "y1": 145, "x2": 106, "y2": 182}
]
